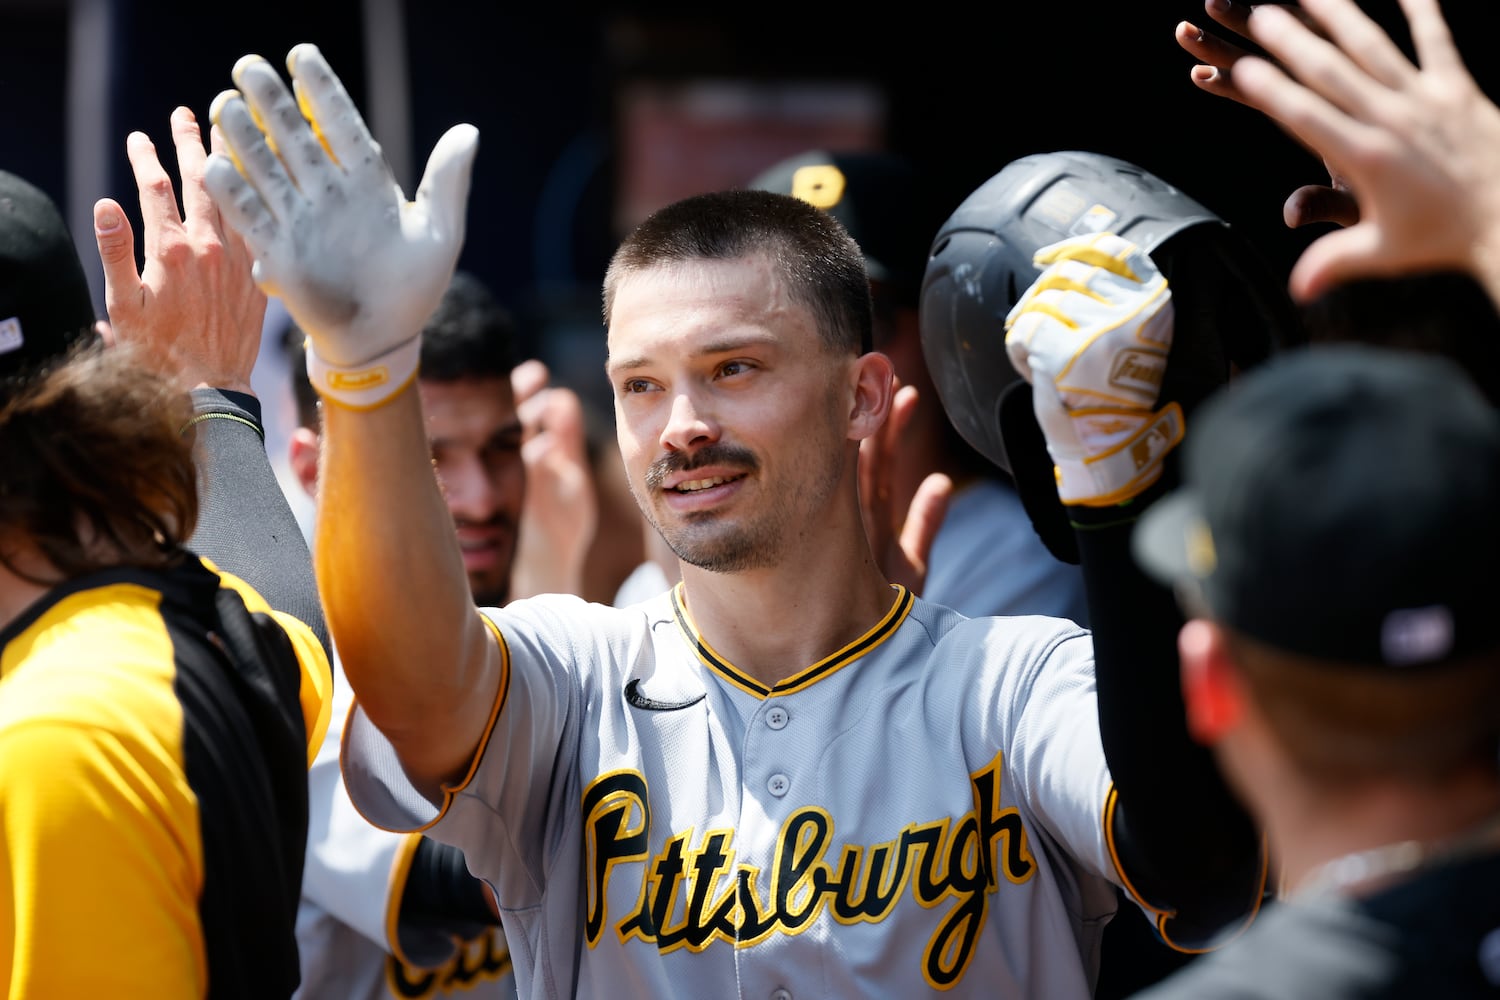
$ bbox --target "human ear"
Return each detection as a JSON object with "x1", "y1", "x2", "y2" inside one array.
[
  {"x1": 847, "y1": 350, "x2": 895, "y2": 442},
  {"x1": 288, "y1": 426, "x2": 321, "y2": 500},
  {"x1": 1179, "y1": 619, "x2": 1245, "y2": 745}
]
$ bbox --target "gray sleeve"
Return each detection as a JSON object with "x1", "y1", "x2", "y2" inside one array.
[{"x1": 185, "y1": 387, "x2": 331, "y2": 661}]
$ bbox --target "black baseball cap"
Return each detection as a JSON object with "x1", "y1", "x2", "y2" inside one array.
[
  {"x1": 0, "y1": 169, "x2": 98, "y2": 393},
  {"x1": 1133, "y1": 343, "x2": 1500, "y2": 668},
  {"x1": 747, "y1": 150, "x2": 932, "y2": 308}
]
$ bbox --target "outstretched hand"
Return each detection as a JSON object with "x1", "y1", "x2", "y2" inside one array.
[
  {"x1": 1177, "y1": 0, "x2": 1500, "y2": 305},
  {"x1": 859, "y1": 381, "x2": 953, "y2": 597},
  {"x1": 203, "y1": 43, "x2": 479, "y2": 407},
  {"x1": 509, "y1": 359, "x2": 600, "y2": 601},
  {"x1": 1175, "y1": 0, "x2": 1360, "y2": 231},
  {"x1": 93, "y1": 107, "x2": 266, "y2": 393}
]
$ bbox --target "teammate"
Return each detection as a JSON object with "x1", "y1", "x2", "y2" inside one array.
[
  {"x1": 1, "y1": 112, "x2": 331, "y2": 998},
  {"x1": 1127, "y1": 343, "x2": 1500, "y2": 997},
  {"x1": 283, "y1": 274, "x2": 531, "y2": 1000},
  {"x1": 202, "y1": 44, "x2": 1262, "y2": 998}
]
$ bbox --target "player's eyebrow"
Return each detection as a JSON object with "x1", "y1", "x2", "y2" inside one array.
[
  {"x1": 605, "y1": 354, "x2": 652, "y2": 375},
  {"x1": 492, "y1": 418, "x2": 525, "y2": 446},
  {"x1": 607, "y1": 331, "x2": 779, "y2": 375}
]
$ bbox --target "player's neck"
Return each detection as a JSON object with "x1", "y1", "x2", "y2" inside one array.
[
  {"x1": 677, "y1": 549, "x2": 895, "y2": 688},
  {"x1": 1272, "y1": 765, "x2": 1500, "y2": 897},
  {"x1": 0, "y1": 542, "x2": 56, "y2": 634}
]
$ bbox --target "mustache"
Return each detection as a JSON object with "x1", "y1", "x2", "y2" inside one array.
[{"x1": 644, "y1": 445, "x2": 759, "y2": 491}]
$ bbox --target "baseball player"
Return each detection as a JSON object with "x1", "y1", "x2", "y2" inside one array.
[
  {"x1": 295, "y1": 655, "x2": 517, "y2": 1000},
  {"x1": 2, "y1": 111, "x2": 332, "y2": 997},
  {"x1": 203, "y1": 44, "x2": 1264, "y2": 998},
  {"x1": 1128, "y1": 343, "x2": 1500, "y2": 998}
]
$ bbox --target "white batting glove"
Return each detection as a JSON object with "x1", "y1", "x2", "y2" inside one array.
[
  {"x1": 1004, "y1": 233, "x2": 1183, "y2": 507},
  {"x1": 202, "y1": 44, "x2": 479, "y2": 410}
]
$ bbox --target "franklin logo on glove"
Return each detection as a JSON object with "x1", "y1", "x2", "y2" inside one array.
[{"x1": 1110, "y1": 350, "x2": 1167, "y2": 395}]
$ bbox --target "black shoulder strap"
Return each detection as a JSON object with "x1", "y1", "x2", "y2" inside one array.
[{"x1": 166, "y1": 560, "x2": 311, "y2": 998}]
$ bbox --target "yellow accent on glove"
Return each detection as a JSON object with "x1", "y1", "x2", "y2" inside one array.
[{"x1": 1004, "y1": 232, "x2": 1181, "y2": 506}]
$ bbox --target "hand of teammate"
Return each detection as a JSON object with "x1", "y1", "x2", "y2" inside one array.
[
  {"x1": 1174, "y1": 1, "x2": 1359, "y2": 232},
  {"x1": 859, "y1": 381, "x2": 952, "y2": 596},
  {"x1": 93, "y1": 108, "x2": 267, "y2": 394},
  {"x1": 1004, "y1": 232, "x2": 1182, "y2": 508},
  {"x1": 202, "y1": 43, "x2": 479, "y2": 409},
  {"x1": 509, "y1": 359, "x2": 600, "y2": 601},
  {"x1": 1176, "y1": 0, "x2": 1500, "y2": 308}
]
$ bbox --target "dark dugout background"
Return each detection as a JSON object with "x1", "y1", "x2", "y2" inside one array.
[{"x1": 9, "y1": 1, "x2": 1493, "y2": 391}]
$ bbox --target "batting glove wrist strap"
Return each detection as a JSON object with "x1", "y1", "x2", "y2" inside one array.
[
  {"x1": 306, "y1": 334, "x2": 421, "y2": 410},
  {"x1": 1005, "y1": 233, "x2": 1183, "y2": 507},
  {"x1": 1051, "y1": 401, "x2": 1183, "y2": 507}
]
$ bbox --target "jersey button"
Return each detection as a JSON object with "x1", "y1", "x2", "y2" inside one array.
[
  {"x1": 771, "y1": 990, "x2": 793, "y2": 1000},
  {"x1": 765, "y1": 706, "x2": 789, "y2": 730},
  {"x1": 767, "y1": 773, "x2": 790, "y2": 797}
]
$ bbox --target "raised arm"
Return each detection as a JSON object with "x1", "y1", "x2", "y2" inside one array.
[
  {"x1": 1175, "y1": 1, "x2": 1359, "y2": 232},
  {"x1": 202, "y1": 44, "x2": 497, "y2": 795},
  {"x1": 858, "y1": 380, "x2": 953, "y2": 598},
  {"x1": 1176, "y1": 0, "x2": 1500, "y2": 308},
  {"x1": 92, "y1": 106, "x2": 329, "y2": 657},
  {"x1": 508, "y1": 358, "x2": 600, "y2": 601},
  {"x1": 1004, "y1": 233, "x2": 1265, "y2": 947}
]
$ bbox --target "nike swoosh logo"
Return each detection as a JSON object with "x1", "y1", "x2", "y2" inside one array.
[{"x1": 625, "y1": 678, "x2": 705, "y2": 712}]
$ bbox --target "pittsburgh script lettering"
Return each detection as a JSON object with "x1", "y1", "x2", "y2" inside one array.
[
  {"x1": 580, "y1": 751, "x2": 1034, "y2": 988},
  {"x1": 388, "y1": 928, "x2": 513, "y2": 998}
]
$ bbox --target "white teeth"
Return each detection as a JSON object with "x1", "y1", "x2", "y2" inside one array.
[{"x1": 676, "y1": 476, "x2": 728, "y2": 492}]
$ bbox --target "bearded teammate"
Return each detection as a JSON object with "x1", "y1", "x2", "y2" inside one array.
[{"x1": 203, "y1": 44, "x2": 1264, "y2": 999}]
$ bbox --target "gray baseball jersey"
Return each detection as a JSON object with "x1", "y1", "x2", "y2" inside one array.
[
  {"x1": 297, "y1": 654, "x2": 517, "y2": 1000},
  {"x1": 343, "y1": 584, "x2": 1139, "y2": 999}
]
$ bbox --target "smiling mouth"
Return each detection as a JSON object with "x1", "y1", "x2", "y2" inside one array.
[{"x1": 673, "y1": 474, "x2": 743, "y2": 493}]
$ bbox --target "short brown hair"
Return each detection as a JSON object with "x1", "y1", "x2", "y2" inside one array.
[
  {"x1": 1224, "y1": 626, "x2": 1500, "y2": 786},
  {"x1": 283, "y1": 270, "x2": 521, "y2": 431},
  {"x1": 603, "y1": 188, "x2": 874, "y2": 356},
  {"x1": 0, "y1": 342, "x2": 197, "y2": 582}
]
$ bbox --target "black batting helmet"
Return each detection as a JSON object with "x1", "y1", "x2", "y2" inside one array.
[
  {"x1": 920, "y1": 150, "x2": 1303, "y2": 560},
  {"x1": 921, "y1": 149, "x2": 1303, "y2": 475}
]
